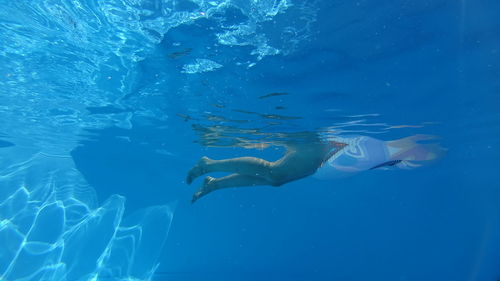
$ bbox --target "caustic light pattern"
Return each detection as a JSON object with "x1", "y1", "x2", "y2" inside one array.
[{"x1": 0, "y1": 151, "x2": 174, "y2": 281}]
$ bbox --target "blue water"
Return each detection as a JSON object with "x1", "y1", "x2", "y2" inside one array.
[{"x1": 1, "y1": 0, "x2": 499, "y2": 280}]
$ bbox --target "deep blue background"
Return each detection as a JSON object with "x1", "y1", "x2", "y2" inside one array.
[{"x1": 71, "y1": 0, "x2": 500, "y2": 280}]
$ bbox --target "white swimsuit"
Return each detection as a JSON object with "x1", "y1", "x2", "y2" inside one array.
[
  {"x1": 314, "y1": 136, "x2": 392, "y2": 179},
  {"x1": 313, "y1": 134, "x2": 444, "y2": 179}
]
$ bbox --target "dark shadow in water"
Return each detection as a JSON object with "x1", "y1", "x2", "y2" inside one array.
[
  {"x1": 71, "y1": 126, "x2": 185, "y2": 213},
  {"x1": 168, "y1": 48, "x2": 192, "y2": 59},
  {"x1": 258, "y1": 92, "x2": 289, "y2": 99},
  {"x1": 0, "y1": 139, "x2": 14, "y2": 148},
  {"x1": 232, "y1": 109, "x2": 302, "y2": 120}
]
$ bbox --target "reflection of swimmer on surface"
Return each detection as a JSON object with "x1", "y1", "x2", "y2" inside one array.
[{"x1": 186, "y1": 133, "x2": 445, "y2": 203}]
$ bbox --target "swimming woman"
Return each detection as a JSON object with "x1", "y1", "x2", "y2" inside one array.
[{"x1": 186, "y1": 134, "x2": 444, "y2": 203}]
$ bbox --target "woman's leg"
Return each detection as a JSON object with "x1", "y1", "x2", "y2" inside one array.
[
  {"x1": 186, "y1": 156, "x2": 277, "y2": 185},
  {"x1": 187, "y1": 145, "x2": 328, "y2": 186},
  {"x1": 187, "y1": 141, "x2": 334, "y2": 200},
  {"x1": 191, "y1": 174, "x2": 272, "y2": 203}
]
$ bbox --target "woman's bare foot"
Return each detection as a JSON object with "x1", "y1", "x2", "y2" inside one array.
[
  {"x1": 186, "y1": 156, "x2": 211, "y2": 184},
  {"x1": 191, "y1": 176, "x2": 216, "y2": 203}
]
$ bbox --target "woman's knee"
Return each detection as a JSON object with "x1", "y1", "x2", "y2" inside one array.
[{"x1": 267, "y1": 169, "x2": 288, "y2": 187}]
